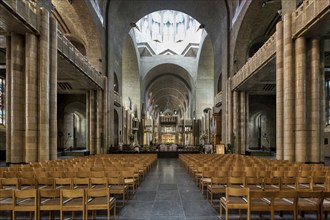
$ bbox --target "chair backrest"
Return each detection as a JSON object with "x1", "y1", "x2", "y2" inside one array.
[
  {"x1": 73, "y1": 178, "x2": 90, "y2": 188},
  {"x1": 87, "y1": 187, "x2": 109, "y2": 199},
  {"x1": 37, "y1": 177, "x2": 55, "y2": 189},
  {"x1": 0, "y1": 189, "x2": 14, "y2": 211},
  {"x1": 1, "y1": 178, "x2": 20, "y2": 189},
  {"x1": 14, "y1": 189, "x2": 37, "y2": 205},
  {"x1": 55, "y1": 178, "x2": 72, "y2": 189},
  {"x1": 90, "y1": 177, "x2": 108, "y2": 188}
]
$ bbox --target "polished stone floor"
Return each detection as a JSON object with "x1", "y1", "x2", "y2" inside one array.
[{"x1": 117, "y1": 158, "x2": 219, "y2": 220}]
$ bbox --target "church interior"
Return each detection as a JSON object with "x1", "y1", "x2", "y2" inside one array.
[{"x1": 0, "y1": 0, "x2": 330, "y2": 219}]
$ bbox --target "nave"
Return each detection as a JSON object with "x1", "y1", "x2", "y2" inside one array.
[{"x1": 117, "y1": 158, "x2": 218, "y2": 220}]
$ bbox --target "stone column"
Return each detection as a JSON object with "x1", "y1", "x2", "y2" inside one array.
[
  {"x1": 103, "y1": 77, "x2": 108, "y2": 148},
  {"x1": 49, "y1": 16, "x2": 58, "y2": 160},
  {"x1": 310, "y1": 38, "x2": 320, "y2": 163},
  {"x1": 295, "y1": 37, "x2": 307, "y2": 162},
  {"x1": 10, "y1": 33, "x2": 25, "y2": 163},
  {"x1": 319, "y1": 39, "x2": 325, "y2": 163},
  {"x1": 89, "y1": 90, "x2": 96, "y2": 154},
  {"x1": 38, "y1": 8, "x2": 50, "y2": 161},
  {"x1": 240, "y1": 91, "x2": 246, "y2": 154},
  {"x1": 96, "y1": 90, "x2": 103, "y2": 154},
  {"x1": 276, "y1": 21, "x2": 284, "y2": 160},
  {"x1": 283, "y1": 13, "x2": 295, "y2": 161},
  {"x1": 227, "y1": 79, "x2": 232, "y2": 146},
  {"x1": 25, "y1": 33, "x2": 38, "y2": 162},
  {"x1": 232, "y1": 90, "x2": 239, "y2": 153},
  {"x1": 5, "y1": 36, "x2": 11, "y2": 163},
  {"x1": 86, "y1": 91, "x2": 90, "y2": 152}
]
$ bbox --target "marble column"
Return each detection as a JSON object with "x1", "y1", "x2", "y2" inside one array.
[
  {"x1": 49, "y1": 16, "x2": 58, "y2": 160},
  {"x1": 10, "y1": 33, "x2": 25, "y2": 163},
  {"x1": 310, "y1": 38, "x2": 320, "y2": 163},
  {"x1": 232, "y1": 90, "x2": 239, "y2": 153},
  {"x1": 283, "y1": 13, "x2": 295, "y2": 161},
  {"x1": 240, "y1": 91, "x2": 246, "y2": 154},
  {"x1": 96, "y1": 90, "x2": 103, "y2": 154},
  {"x1": 38, "y1": 8, "x2": 50, "y2": 161},
  {"x1": 25, "y1": 33, "x2": 38, "y2": 162},
  {"x1": 5, "y1": 36, "x2": 11, "y2": 163},
  {"x1": 89, "y1": 90, "x2": 96, "y2": 154},
  {"x1": 276, "y1": 21, "x2": 284, "y2": 160},
  {"x1": 295, "y1": 37, "x2": 307, "y2": 162}
]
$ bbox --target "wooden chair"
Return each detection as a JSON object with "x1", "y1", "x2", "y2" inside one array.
[
  {"x1": 86, "y1": 188, "x2": 116, "y2": 220},
  {"x1": 272, "y1": 191, "x2": 297, "y2": 220},
  {"x1": 322, "y1": 191, "x2": 330, "y2": 220},
  {"x1": 90, "y1": 177, "x2": 108, "y2": 189},
  {"x1": 108, "y1": 177, "x2": 128, "y2": 206},
  {"x1": 0, "y1": 189, "x2": 14, "y2": 219},
  {"x1": 249, "y1": 190, "x2": 274, "y2": 219},
  {"x1": 73, "y1": 177, "x2": 90, "y2": 189},
  {"x1": 200, "y1": 171, "x2": 214, "y2": 194},
  {"x1": 19, "y1": 178, "x2": 37, "y2": 190},
  {"x1": 263, "y1": 177, "x2": 281, "y2": 191},
  {"x1": 55, "y1": 178, "x2": 72, "y2": 189},
  {"x1": 37, "y1": 177, "x2": 55, "y2": 189},
  {"x1": 245, "y1": 177, "x2": 263, "y2": 191},
  {"x1": 207, "y1": 176, "x2": 226, "y2": 207},
  {"x1": 1, "y1": 178, "x2": 20, "y2": 189},
  {"x1": 38, "y1": 189, "x2": 61, "y2": 220},
  {"x1": 297, "y1": 191, "x2": 323, "y2": 220},
  {"x1": 13, "y1": 189, "x2": 37, "y2": 220},
  {"x1": 60, "y1": 188, "x2": 85, "y2": 220},
  {"x1": 220, "y1": 186, "x2": 250, "y2": 220},
  {"x1": 121, "y1": 170, "x2": 137, "y2": 194}
]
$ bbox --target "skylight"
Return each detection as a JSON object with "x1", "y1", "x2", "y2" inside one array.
[{"x1": 133, "y1": 10, "x2": 204, "y2": 56}]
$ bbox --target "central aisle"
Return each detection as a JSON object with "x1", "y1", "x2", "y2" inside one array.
[{"x1": 117, "y1": 158, "x2": 219, "y2": 220}]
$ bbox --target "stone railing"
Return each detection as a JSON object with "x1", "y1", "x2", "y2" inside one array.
[
  {"x1": 144, "y1": 119, "x2": 153, "y2": 127},
  {"x1": 214, "y1": 91, "x2": 223, "y2": 106},
  {"x1": 292, "y1": 0, "x2": 330, "y2": 38},
  {"x1": 1, "y1": 0, "x2": 38, "y2": 32},
  {"x1": 114, "y1": 91, "x2": 122, "y2": 106},
  {"x1": 57, "y1": 31, "x2": 104, "y2": 89},
  {"x1": 232, "y1": 33, "x2": 276, "y2": 90},
  {"x1": 185, "y1": 119, "x2": 192, "y2": 127}
]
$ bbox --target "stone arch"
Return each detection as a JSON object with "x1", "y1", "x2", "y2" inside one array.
[
  {"x1": 65, "y1": 35, "x2": 87, "y2": 56},
  {"x1": 143, "y1": 63, "x2": 193, "y2": 118},
  {"x1": 231, "y1": 0, "x2": 281, "y2": 74},
  {"x1": 122, "y1": 36, "x2": 141, "y2": 118},
  {"x1": 248, "y1": 96, "x2": 276, "y2": 152},
  {"x1": 63, "y1": 102, "x2": 86, "y2": 150},
  {"x1": 196, "y1": 35, "x2": 214, "y2": 119}
]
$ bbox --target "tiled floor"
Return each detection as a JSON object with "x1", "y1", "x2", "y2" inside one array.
[{"x1": 117, "y1": 158, "x2": 219, "y2": 220}]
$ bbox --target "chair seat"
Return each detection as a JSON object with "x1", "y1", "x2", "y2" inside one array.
[
  {"x1": 0, "y1": 198, "x2": 13, "y2": 209},
  {"x1": 298, "y1": 198, "x2": 319, "y2": 209},
  {"x1": 124, "y1": 179, "x2": 136, "y2": 184},
  {"x1": 62, "y1": 198, "x2": 84, "y2": 209},
  {"x1": 221, "y1": 196, "x2": 248, "y2": 206}
]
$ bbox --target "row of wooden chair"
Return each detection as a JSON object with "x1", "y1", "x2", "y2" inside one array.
[
  {"x1": 0, "y1": 187, "x2": 116, "y2": 220},
  {"x1": 180, "y1": 154, "x2": 330, "y2": 219},
  {"x1": 220, "y1": 187, "x2": 330, "y2": 220}
]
